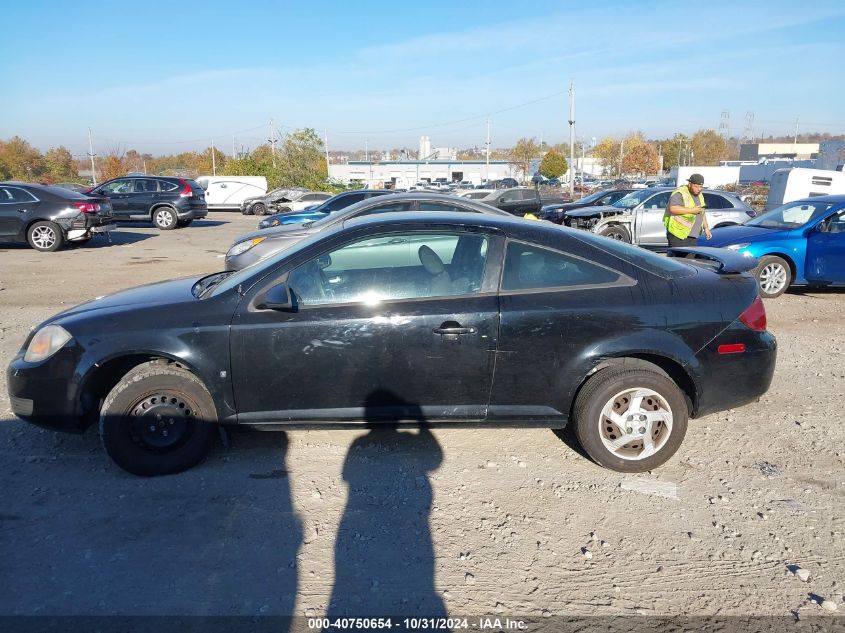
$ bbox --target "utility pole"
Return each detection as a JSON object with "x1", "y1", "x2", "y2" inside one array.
[
  {"x1": 568, "y1": 81, "x2": 575, "y2": 198},
  {"x1": 324, "y1": 129, "x2": 330, "y2": 170},
  {"x1": 581, "y1": 135, "x2": 586, "y2": 195},
  {"x1": 365, "y1": 139, "x2": 369, "y2": 163},
  {"x1": 269, "y1": 119, "x2": 277, "y2": 168},
  {"x1": 143, "y1": 159, "x2": 147, "y2": 175},
  {"x1": 232, "y1": 136, "x2": 236, "y2": 159},
  {"x1": 793, "y1": 116, "x2": 800, "y2": 151},
  {"x1": 211, "y1": 138, "x2": 217, "y2": 176},
  {"x1": 87, "y1": 127, "x2": 97, "y2": 186},
  {"x1": 485, "y1": 118, "x2": 491, "y2": 177}
]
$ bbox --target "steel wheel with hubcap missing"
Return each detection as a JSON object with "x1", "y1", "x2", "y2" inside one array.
[
  {"x1": 27, "y1": 221, "x2": 64, "y2": 252},
  {"x1": 754, "y1": 255, "x2": 791, "y2": 298},
  {"x1": 598, "y1": 224, "x2": 631, "y2": 243},
  {"x1": 100, "y1": 361, "x2": 217, "y2": 476},
  {"x1": 152, "y1": 207, "x2": 177, "y2": 230},
  {"x1": 572, "y1": 365, "x2": 688, "y2": 472},
  {"x1": 252, "y1": 202, "x2": 267, "y2": 216}
]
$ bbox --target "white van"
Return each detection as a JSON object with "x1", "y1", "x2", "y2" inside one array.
[
  {"x1": 195, "y1": 176, "x2": 267, "y2": 211},
  {"x1": 765, "y1": 168, "x2": 845, "y2": 211}
]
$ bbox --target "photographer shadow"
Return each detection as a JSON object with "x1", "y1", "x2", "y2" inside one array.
[{"x1": 325, "y1": 389, "x2": 447, "y2": 629}]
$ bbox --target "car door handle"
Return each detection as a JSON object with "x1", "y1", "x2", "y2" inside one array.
[
  {"x1": 388, "y1": 238, "x2": 408, "y2": 244},
  {"x1": 433, "y1": 326, "x2": 477, "y2": 335}
]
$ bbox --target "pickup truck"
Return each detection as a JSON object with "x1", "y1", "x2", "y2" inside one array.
[{"x1": 562, "y1": 187, "x2": 756, "y2": 246}]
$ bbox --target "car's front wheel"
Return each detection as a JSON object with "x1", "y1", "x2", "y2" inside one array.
[
  {"x1": 597, "y1": 224, "x2": 631, "y2": 243},
  {"x1": 572, "y1": 366, "x2": 688, "y2": 472},
  {"x1": 99, "y1": 361, "x2": 217, "y2": 476},
  {"x1": 754, "y1": 255, "x2": 791, "y2": 298},
  {"x1": 252, "y1": 202, "x2": 267, "y2": 216},
  {"x1": 27, "y1": 221, "x2": 64, "y2": 252},
  {"x1": 152, "y1": 206, "x2": 177, "y2": 230}
]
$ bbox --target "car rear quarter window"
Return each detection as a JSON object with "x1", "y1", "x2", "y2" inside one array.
[
  {"x1": 502, "y1": 242, "x2": 624, "y2": 291},
  {"x1": 418, "y1": 201, "x2": 478, "y2": 212},
  {"x1": 567, "y1": 231, "x2": 696, "y2": 279},
  {"x1": 0, "y1": 186, "x2": 37, "y2": 203},
  {"x1": 356, "y1": 202, "x2": 415, "y2": 216},
  {"x1": 159, "y1": 180, "x2": 179, "y2": 192}
]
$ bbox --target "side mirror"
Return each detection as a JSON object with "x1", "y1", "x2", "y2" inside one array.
[{"x1": 259, "y1": 283, "x2": 294, "y2": 310}]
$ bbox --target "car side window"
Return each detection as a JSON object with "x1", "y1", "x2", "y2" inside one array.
[
  {"x1": 287, "y1": 232, "x2": 489, "y2": 306},
  {"x1": 820, "y1": 210, "x2": 845, "y2": 233},
  {"x1": 327, "y1": 193, "x2": 363, "y2": 211},
  {"x1": 99, "y1": 179, "x2": 133, "y2": 194},
  {"x1": 501, "y1": 242, "x2": 622, "y2": 291},
  {"x1": 355, "y1": 202, "x2": 414, "y2": 216},
  {"x1": 703, "y1": 193, "x2": 730, "y2": 209},
  {"x1": 133, "y1": 179, "x2": 159, "y2": 193},
  {"x1": 520, "y1": 189, "x2": 538, "y2": 201},
  {"x1": 500, "y1": 192, "x2": 516, "y2": 203},
  {"x1": 0, "y1": 187, "x2": 37, "y2": 203},
  {"x1": 644, "y1": 192, "x2": 671, "y2": 210}
]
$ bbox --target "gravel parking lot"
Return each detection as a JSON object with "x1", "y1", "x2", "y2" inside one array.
[{"x1": 0, "y1": 215, "x2": 842, "y2": 620}]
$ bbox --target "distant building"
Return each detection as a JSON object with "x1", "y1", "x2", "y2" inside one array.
[
  {"x1": 328, "y1": 159, "x2": 519, "y2": 188},
  {"x1": 739, "y1": 143, "x2": 819, "y2": 161}
]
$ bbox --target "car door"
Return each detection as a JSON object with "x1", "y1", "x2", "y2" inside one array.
[
  {"x1": 230, "y1": 227, "x2": 500, "y2": 424},
  {"x1": 0, "y1": 186, "x2": 39, "y2": 240},
  {"x1": 129, "y1": 178, "x2": 160, "y2": 218},
  {"x1": 702, "y1": 192, "x2": 733, "y2": 227},
  {"x1": 806, "y1": 208, "x2": 845, "y2": 284},
  {"x1": 635, "y1": 191, "x2": 672, "y2": 245},
  {"x1": 95, "y1": 179, "x2": 133, "y2": 218},
  {"x1": 495, "y1": 191, "x2": 521, "y2": 215}
]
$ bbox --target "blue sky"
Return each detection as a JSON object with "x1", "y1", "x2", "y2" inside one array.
[{"x1": 1, "y1": 0, "x2": 844, "y2": 156}]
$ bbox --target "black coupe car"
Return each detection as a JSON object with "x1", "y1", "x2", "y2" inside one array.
[{"x1": 8, "y1": 213, "x2": 776, "y2": 476}]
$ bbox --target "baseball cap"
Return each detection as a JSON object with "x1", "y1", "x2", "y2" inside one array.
[{"x1": 687, "y1": 173, "x2": 705, "y2": 185}]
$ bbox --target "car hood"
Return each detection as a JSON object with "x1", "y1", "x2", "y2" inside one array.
[
  {"x1": 47, "y1": 276, "x2": 202, "y2": 324},
  {"x1": 701, "y1": 224, "x2": 790, "y2": 247},
  {"x1": 566, "y1": 205, "x2": 626, "y2": 218}
]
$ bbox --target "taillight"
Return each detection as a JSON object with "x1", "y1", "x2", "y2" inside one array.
[
  {"x1": 73, "y1": 202, "x2": 99, "y2": 214},
  {"x1": 178, "y1": 179, "x2": 193, "y2": 198},
  {"x1": 738, "y1": 296, "x2": 767, "y2": 331}
]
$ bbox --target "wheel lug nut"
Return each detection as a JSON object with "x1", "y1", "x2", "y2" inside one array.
[
  {"x1": 639, "y1": 427, "x2": 646, "y2": 434},
  {"x1": 626, "y1": 427, "x2": 633, "y2": 434}
]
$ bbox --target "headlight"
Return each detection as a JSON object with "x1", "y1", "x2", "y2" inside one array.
[
  {"x1": 725, "y1": 243, "x2": 750, "y2": 250},
  {"x1": 227, "y1": 237, "x2": 266, "y2": 258},
  {"x1": 24, "y1": 325, "x2": 72, "y2": 363}
]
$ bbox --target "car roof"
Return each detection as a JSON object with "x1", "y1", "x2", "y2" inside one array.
[
  {"x1": 342, "y1": 210, "x2": 534, "y2": 234},
  {"x1": 787, "y1": 194, "x2": 845, "y2": 204},
  {"x1": 0, "y1": 181, "x2": 90, "y2": 198}
]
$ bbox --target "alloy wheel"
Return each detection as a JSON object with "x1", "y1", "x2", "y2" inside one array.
[{"x1": 598, "y1": 387, "x2": 673, "y2": 461}]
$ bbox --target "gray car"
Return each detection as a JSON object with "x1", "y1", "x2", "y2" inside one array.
[
  {"x1": 564, "y1": 187, "x2": 756, "y2": 245},
  {"x1": 225, "y1": 192, "x2": 512, "y2": 270}
]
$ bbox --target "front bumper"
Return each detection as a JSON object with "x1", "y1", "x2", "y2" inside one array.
[{"x1": 7, "y1": 345, "x2": 90, "y2": 433}]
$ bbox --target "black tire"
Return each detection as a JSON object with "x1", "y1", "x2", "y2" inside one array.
[
  {"x1": 27, "y1": 221, "x2": 64, "y2": 252},
  {"x1": 176, "y1": 219, "x2": 194, "y2": 228},
  {"x1": 571, "y1": 366, "x2": 688, "y2": 473},
  {"x1": 99, "y1": 361, "x2": 217, "y2": 476},
  {"x1": 598, "y1": 224, "x2": 632, "y2": 243},
  {"x1": 242, "y1": 205, "x2": 254, "y2": 215},
  {"x1": 252, "y1": 202, "x2": 267, "y2": 216},
  {"x1": 152, "y1": 206, "x2": 177, "y2": 230},
  {"x1": 754, "y1": 255, "x2": 791, "y2": 298}
]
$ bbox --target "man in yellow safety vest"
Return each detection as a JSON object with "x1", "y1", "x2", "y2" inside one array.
[{"x1": 663, "y1": 173, "x2": 712, "y2": 247}]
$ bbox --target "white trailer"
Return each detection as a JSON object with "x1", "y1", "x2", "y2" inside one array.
[
  {"x1": 673, "y1": 166, "x2": 740, "y2": 188},
  {"x1": 765, "y1": 168, "x2": 845, "y2": 211},
  {"x1": 195, "y1": 176, "x2": 268, "y2": 211}
]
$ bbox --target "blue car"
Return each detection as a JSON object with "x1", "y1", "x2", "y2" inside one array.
[
  {"x1": 700, "y1": 195, "x2": 845, "y2": 298},
  {"x1": 257, "y1": 189, "x2": 394, "y2": 229}
]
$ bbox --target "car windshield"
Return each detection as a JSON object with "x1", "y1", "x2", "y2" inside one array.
[
  {"x1": 746, "y1": 201, "x2": 836, "y2": 230},
  {"x1": 610, "y1": 189, "x2": 656, "y2": 208}
]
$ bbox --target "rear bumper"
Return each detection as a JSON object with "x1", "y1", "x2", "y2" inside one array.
[
  {"x1": 177, "y1": 202, "x2": 208, "y2": 220},
  {"x1": 693, "y1": 327, "x2": 777, "y2": 417}
]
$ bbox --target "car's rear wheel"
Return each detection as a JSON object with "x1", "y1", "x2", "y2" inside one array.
[
  {"x1": 27, "y1": 221, "x2": 64, "y2": 252},
  {"x1": 572, "y1": 366, "x2": 688, "y2": 472},
  {"x1": 99, "y1": 361, "x2": 217, "y2": 476},
  {"x1": 598, "y1": 224, "x2": 631, "y2": 243},
  {"x1": 152, "y1": 207, "x2": 177, "y2": 230},
  {"x1": 252, "y1": 202, "x2": 267, "y2": 216},
  {"x1": 754, "y1": 255, "x2": 791, "y2": 298}
]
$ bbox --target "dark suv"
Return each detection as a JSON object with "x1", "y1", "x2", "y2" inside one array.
[
  {"x1": 0, "y1": 182, "x2": 114, "y2": 252},
  {"x1": 479, "y1": 187, "x2": 541, "y2": 216},
  {"x1": 89, "y1": 177, "x2": 207, "y2": 230}
]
